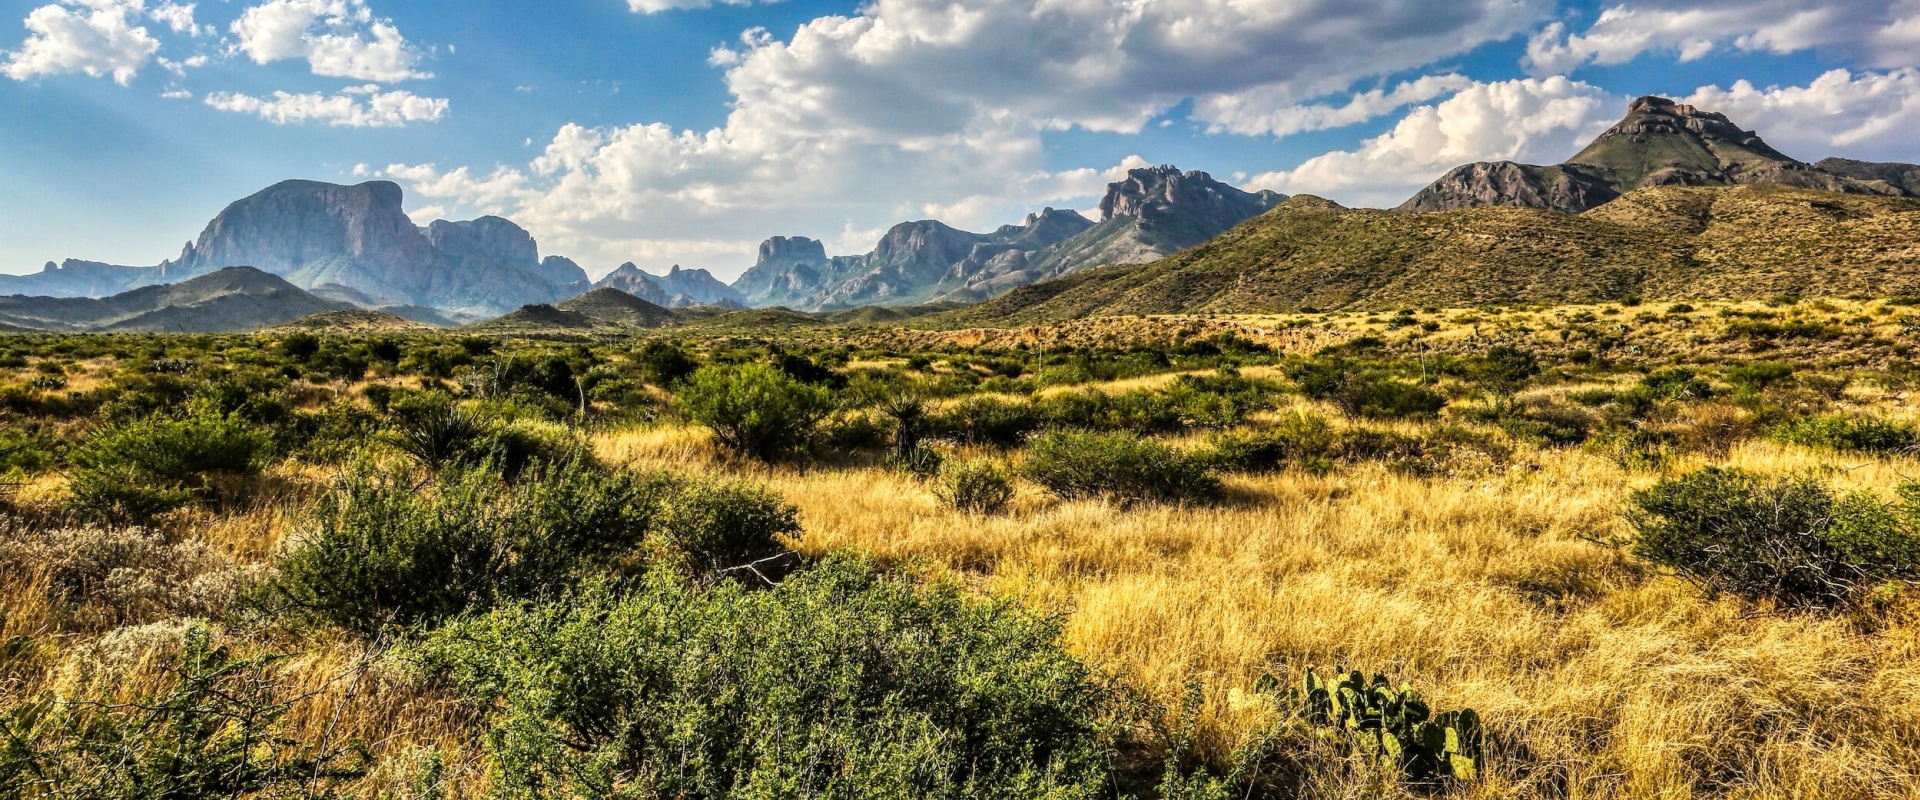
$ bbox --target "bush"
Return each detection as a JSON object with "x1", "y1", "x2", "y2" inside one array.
[
  {"x1": 676, "y1": 363, "x2": 833, "y2": 460},
  {"x1": 1021, "y1": 431, "x2": 1220, "y2": 506},
  {"x1": 1628, "y1": 468, "x2": 1920, "y2": 609},
  {"x1": 274, "y1": 461, "x2": 671, "y2": 633},
  {"x1": 1291, "y1": 360, "x2": 1446, "y2": 420},
  {"x1": 937, "y1": 459, "x2": 1017, "y2": 514},
  {"x1": 412, "y1": 557, "x2": 1114, "y2": 799},
  {"x1": 1770, "y1": 414, "x2": 1919, "y2": 455},
  {"x1": 653, "y1": 475, "x2": 800, "y2": 579},
  {"x1": 1200, "y1": 411, "x2": 1336, "y2": 474},
  {"x1": 67, "y1": 409, "x2": 270, "y2": 518},
  {"x1": 636, "y1": 340, "x2": 700, "y2": 386},
  {"x1": 930, "y1": 395, "x2": 1043, "y2": 447},
  {"x1": 382, "y1": 391, "x2": 487, "y2": 470}
]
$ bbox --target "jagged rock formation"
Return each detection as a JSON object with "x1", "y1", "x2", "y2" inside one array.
[
  {"x1": 0, "y1": 267, "x2": 347, "y2": 332},
  {"x1": 13, "y1": 180, "x2": 590, "y2": 316},
  {"x1": 729, "y1": 166, "x2": 1282, "y2": 310},
  {"x1": 593, "y1": 263, "x2": 744, "y2": 308},
  {"x1": 1401, "y1": 96, "x2": 1912, "y2": 213},
  {"x1": 954, "y1": 184, "x2": 1920, "y2": 325}
]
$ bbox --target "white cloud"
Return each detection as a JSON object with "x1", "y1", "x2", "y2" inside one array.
[
  {"x1": 626, "y1": 0, "x2": 760, "y2": 12},
  {"x1": 230, "y1": 0, "x2": 429, "y2": 82},
  {"x1": 159, "y1": 86, "x2": 189, "y2": 98},
  {"x1": 2, "y1": 0, "x2": 160, "y2": 84},
  {"x1": 1682, "y1": 69, "x2": 1920, "y2": 162},
  {"x1": 1247, "y1": 77, "x2": 1619, "y2": 208},
  {"x1": 204, "y1": 85, "x2": 447, "y2": 126},
  {"x1": 1199, "y1": 74, "x2": 1479, "y2": 137},
  {"x1": 1525, "y1": 1, "x2": 1920, "y2": 76},
  {"x1": 147, "y1": 2, "x2": 203, "y2": 35},
  {"x1": 380, "y1": 0, "x2": 1552, "y2": 274}
]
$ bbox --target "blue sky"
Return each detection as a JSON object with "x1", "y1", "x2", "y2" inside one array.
[{"x1": 5, "y1": 0, "x2": 1920, "y2": 280}]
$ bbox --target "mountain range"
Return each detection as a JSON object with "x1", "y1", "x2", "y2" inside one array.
[{"x1": 6, "y1": 94, "x2": 1920, "y2": 333}]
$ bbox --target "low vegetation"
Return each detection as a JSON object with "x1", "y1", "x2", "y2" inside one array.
[{"x1": 5, "y1": 299, "x2": 1920, "y2": 798}]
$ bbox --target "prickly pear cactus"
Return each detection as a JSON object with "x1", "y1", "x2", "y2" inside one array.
[{"x1": 1291, "y1": 668, "x2": 1485, "y2": 783}]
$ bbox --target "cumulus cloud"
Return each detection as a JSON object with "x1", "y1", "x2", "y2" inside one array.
[
  {"x1": 1525, "y1": 1, "x2": 1920, "y2": 76},
  {"x1": 1247, "y1": 77, "x2": 1619, "y2": 208},
  {"x1": 147, "y1": 2, "x2": 203, "y2": 35},
  {"x1": 626, "y1": 0, "x2": 761, "y2": 12},
  {"x1": 204, "y1": 84, "x2": 447, "y2": 126},
  {"x1": 381, "y1": 0, "x2": 1552, "y2": 274},
  {"x1": 2, "y1": 0, "x2": 160, "y2": 84},
  {"x1": 1682, "y1": 69, "x2": 1920, "y2": 162},
  {"x1": 230, "y1": 0, "x2": 429, "y2": 82}
]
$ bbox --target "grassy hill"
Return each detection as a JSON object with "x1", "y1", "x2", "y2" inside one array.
[{"x1": 951, "y1": 185, "x2": 1920, "y2": 325}]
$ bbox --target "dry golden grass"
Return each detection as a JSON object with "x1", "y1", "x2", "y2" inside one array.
[{"x1": 637, "y1": 426, "x2": 1920, "y2": 800}]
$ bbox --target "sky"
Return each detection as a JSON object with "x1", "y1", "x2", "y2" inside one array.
[{"x1": 4, "y1": 0, "x2": 1920, "y2": 281}]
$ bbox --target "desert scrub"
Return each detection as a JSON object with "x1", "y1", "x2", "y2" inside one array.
[
  {"x1": 410, "y1": 556, "x2": 1116, "y2": 799},
  {"x1": 1628, "y1": 467, "x2": 1920, "y2": 609},
  {"x1": 1769, "y1": 413, "x2": 1919, "y2": 455},
  {"x1": 273, "y1": 460, "x2": 673, "y2": 633},
  {"x1": 1200, "y1": 410, "x2": 1337, "y2": 474},
  {"x1": 652, "y1": 474, "x2": 801, "y2": 579},
  {"x1": 1021, "y1": 430, "x2": 1221, "y2": 506},
  {"x1": 0, "y1": 521, "x2": 247, "y2": 628},
  {"x1": 936, "y1": 458, "x2": 1017, "y2": 514},
  {"x1": 66, "y1": 407, "x2": 270, "y2": 519},
  {"x1": 675, "y1": 362, "x2": 833, "y2": 460}
]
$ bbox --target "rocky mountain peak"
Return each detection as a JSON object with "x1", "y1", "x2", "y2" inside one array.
[
  {"x1": 1098, "y1": 166, "x2": 1283, "y2": 222},
  {"x1": 426, "y1": 216, "x2": 540, "y2": 269}
]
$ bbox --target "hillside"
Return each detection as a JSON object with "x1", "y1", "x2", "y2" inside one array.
[
  {"x1": 951, "y1": 184, "x2": 1920, "y2": 324},
  {"x1": 0, "y1": 267, "x2": 347, "y2": 332}
]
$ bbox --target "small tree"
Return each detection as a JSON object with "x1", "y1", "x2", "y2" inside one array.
[{"x1": 676, "y1": 363, "x2": 832, "y2": 460}]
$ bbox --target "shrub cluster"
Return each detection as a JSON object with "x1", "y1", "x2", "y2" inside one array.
[
  {"x1": 1021, "y1": 431, "x2": 1221, "y2": 506},
  {"x1": 1628, "y1": 467, "x2": 1920, "y2": 609},
  {"x1": 412, "y1": 557, "x2": 1115, "y2": 799},
  {"x1": 67, "y1": 408, "x2": 270, "y2": 518},
  {"x1": 676, "y1": 362, "x2": 833, "y2": 460}
]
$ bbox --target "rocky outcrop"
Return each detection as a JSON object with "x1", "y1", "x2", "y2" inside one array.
[
  {"x1": 25, "y1": 179, "x2": 590, "y2": 315},
  {"x1": 1400, "y1": 162, "x2": 1619, "y2": 214},
  {"x1": 1400, "y1": 96, "x2": 1917, "y2": 214},
  {"x1": 593, "y1": 263, "x2": 745, "y2": 308},
  {"x1": 726, "y1": 167, "x2": 1283, "y2": 310}
]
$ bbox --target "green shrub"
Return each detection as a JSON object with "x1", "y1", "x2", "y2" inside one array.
[
  {"x1": 930, "y1": 395, "x2": 1043, "y2": 447},
  {"x1": 1770, "y1": 414, "x2": 1919, "y2": 455},
  {"x1": 472, "y1": 417, "x2": 593, "y2": 477},
  {"x1": 676, "y1": 363, "x2": 833, "y2": 460},
  {"x1": 1200, "y1": 411, "x2": 1336, "y2": 474},
  {"x1": 653, "y1": 475, "x2": 800, "y2": 579},
  {"x1": 1628, "y1": 468, "x2": 1920, "y2": 609},
  {"x1": 67, "y1": 409, "x2": 270, "y2": 518},
  {"x1": 274, "y1": 461, "x2": 671, "y2": 633},
  {"x1": 937, "y1": 459, "x2": 1017, "y2": 514},
  {"x1": 1291, "y1": 360, "x2": 1446, "y2": 420},
  {"x1": 412, "y1": 557, "x2": 1114, "y2": 800},
  {"x1": 382, "y1": 392, "x2": 487, "y2": 470},
  {"x1": 1021, "y1": 431, "x2": 1220, "y2": 506}
]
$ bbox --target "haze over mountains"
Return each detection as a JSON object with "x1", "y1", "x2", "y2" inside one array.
[{"x1": 5, "y1": 95, "x2": 1920, "y2": 333}]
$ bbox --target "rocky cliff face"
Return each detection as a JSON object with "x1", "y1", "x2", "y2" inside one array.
[
  {"x1": 726, "y1": 167, "x2": 1284, "y2": 310},
  {"x1": 23, "y1": 179, "x2": 589, "y2": 315},
  {"x1": 1400, "y1": 96, "x2": 1914, "y2": 213},
  {"x1": 593, "y1": 263, "x2": 744, "y2": 308}
]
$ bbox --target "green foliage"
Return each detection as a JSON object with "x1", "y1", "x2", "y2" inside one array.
[
  {"x1": 1021, "y1": 431, "x2": 1221, "y2": 506},
  {"x1": 383, "y1": 391, "x2": 487, "y2": 471},
  {"x1": 1200, "y1": 411, "x2": 1336, "y2": 474},
  {"x1": 0, "y1": 625, "x2": 365, "y2": 797},
  {"x1": 1296, "y1": 668, "x2": 1484, "y2": 785},
  {"x1": 1451, "y1": 346, "x2": 1540, "y2": 403},
  {"x1": 1726, "y1": 362, "x2": 1796, "y2": 392},
  {"x1": 929, "y1": 395, "x2": 1043, "y2": 447},
  {"x1": 67, "y1": 408, "x2": 270, "y2": 519},
  {"x1": 676, "y1": 362, "x2": 833, "y2": 460},
  {"x1": 273, "y1": 461, "x2": 671, "y2": 633},
  {"x1": 936, "y1": 458, "x2": 1017, "y2": 515},
  {"x1": 1290, "y1": 359, "x2": 1446, "y2": 420},
  {"x1": 635, "y1": 340, "x2": 700, "y2": 386},
  {"x1": 412, "y1": 557, "x2": 1114, "y2": 800},
  {"x1": 1628, "y1": 468, "x2": 1920, "y2": 609},
  {"x1": 1770, "y1": 414, "x2": 1919, "y2": 455},
  {"x1": 653, "y1": 475, "x2": 800, "y2": 579}
]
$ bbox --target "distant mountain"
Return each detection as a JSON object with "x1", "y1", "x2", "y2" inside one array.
[
  {"x1": 592, "y1": 263, "x2": 745, "y2": 308},
  {"x1": 0, "y1": 260, "x2": 158, "y2": 297},
  {"x1": 1401, "y1": 96, "x2": 1912, "y2": 213},
  {"x1": 8, "y1": 180, "x2": 588, "y2": 316},
  {"x1": 474, "y1": 287, "x2": 682, "y2": 332},
  {"x1": 953, "y1": 184, "x2": 1920, "y2": 324},
  {"x1": 269, "y1": 309, "x2": 432, "y2": 333},
  {"x1": 729, "y1": 166, "x2": 1282, "y2": 311},
  {"x1": 0, "y1": 267, "x2": 347, "y2": 332}
]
